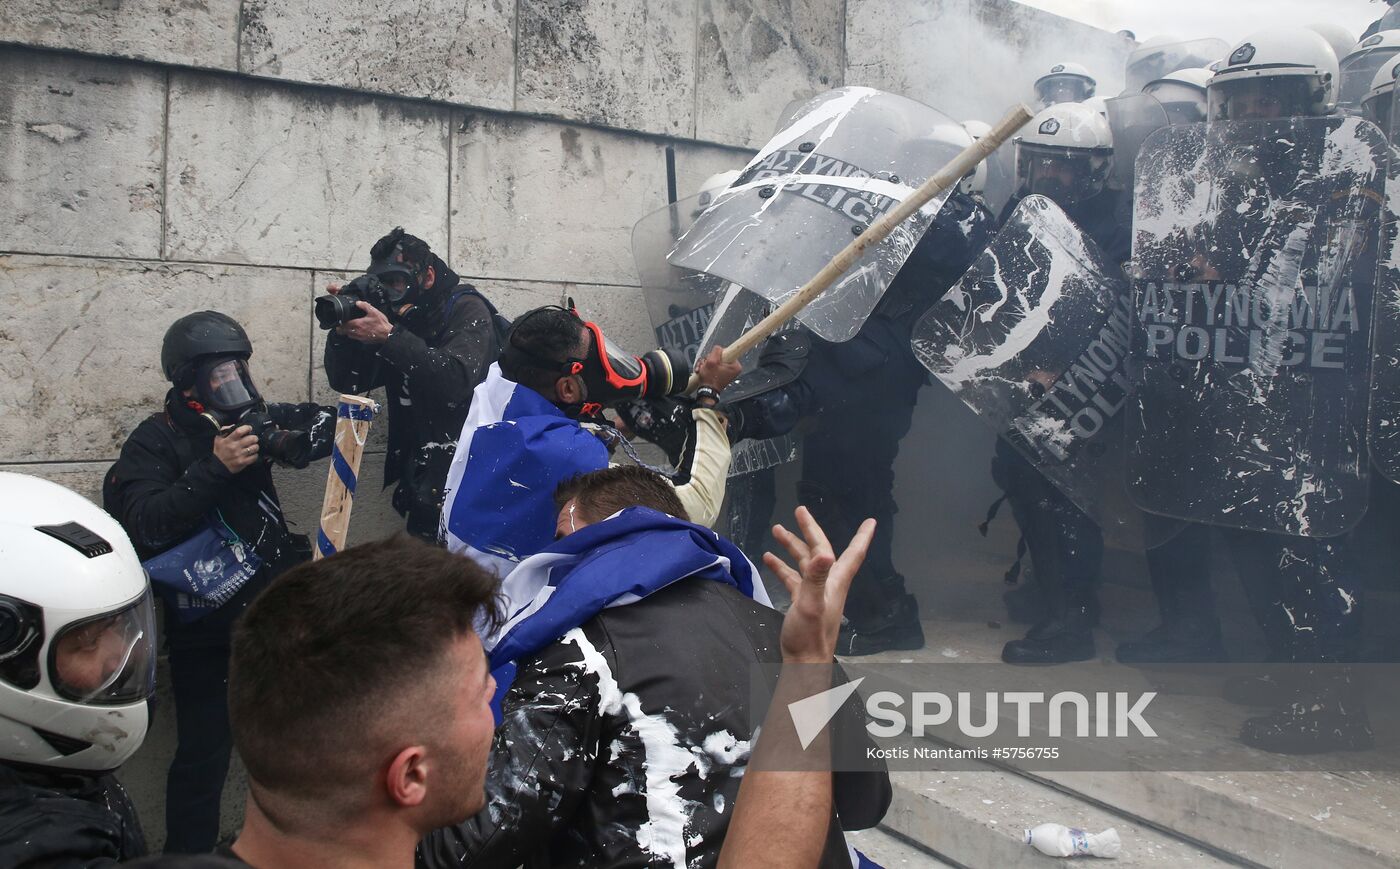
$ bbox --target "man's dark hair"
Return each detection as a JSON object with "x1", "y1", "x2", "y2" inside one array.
[
  {"x1": 371, "y1": 226, "x2": 432, "y2": 271},
  {"x1": 500, "y1": 306, "x2": 588, "y2": 395},
  {"x1": 229, "y1": 535, "x2": 501, "y2": 821},
  {"x1": 554, "y1": 464, "x2": 689, "y2": 525}
]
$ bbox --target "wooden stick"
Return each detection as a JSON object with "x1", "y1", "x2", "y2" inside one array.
[
  {"x1": 314, "y1": 394, "x2": 379, "y2": 561},
  {"x1": 686, "y1": 103, "x2": 1034, "y2": 391}
]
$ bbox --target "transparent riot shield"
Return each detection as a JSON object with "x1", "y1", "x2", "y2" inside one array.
[
  {"x1": 1369, "y1": 96, "x2": 1400, "y2": 483},
  {"x1": 670, "y1": 87, "x2": 970, "y2": 343},
  {"x1": 632, "y1": 196, "x2": 798, "y2": 477},
  {"x1": 1106, "y1": 94, "x2": 1171, "y2": 195},
  {"x1": 912, "y1": 195, "x2": 1172, "y2": 550},
  {"x1": 1123, "y1": 38, "x2": 1230, "y2": 96},
  {"x1": 1128, "y1": 117, "x2": 1388, "y2": 537}
]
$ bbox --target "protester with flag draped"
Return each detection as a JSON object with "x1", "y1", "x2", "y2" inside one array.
[
  {"x1": 418, "y1": 467, "x2": 890, "y2": 869},
  {"x1": 438, "y1": 305, "x2": 740, "y2": 577}
]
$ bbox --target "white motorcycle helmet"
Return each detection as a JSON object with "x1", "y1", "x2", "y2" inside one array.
[
  {"x1": 1035, "y1": 62, "x2": 1097, "y2": 107},
  {"x1": 0, "y1": 473, "x2": 156, "y2": 772},
  {"x1": 1143, "y1": 68, "x2": 1213, "y2": 125},
  {"x1": 958, "y1": 119, "x2": 992, "y2": 196},
  {"x1": 1207, "y1": 28, "x2": 1341, "y2": 121},
  {"x1": 1341, "y1": 31, "x2": 1400, "y2": 111},
  {"x1": 1362, "y1": 54, "x2": 1400, "y2": 133},
  {"x1": 1014, "y1": 102, "x2": 1114, "y2": 206}
]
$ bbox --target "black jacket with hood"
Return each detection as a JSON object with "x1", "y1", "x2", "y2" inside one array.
[
  {"x1": 417, "y1": 579, "x2": 891, "y2": 869},
  {"x1": 324, "y1": 259, "x2": 499, "y2": 537},
  {"x1": 103, "y1": 391, "x2": 333, "y2": 646}
]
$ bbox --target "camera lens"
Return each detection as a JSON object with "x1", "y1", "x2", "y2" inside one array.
[{"x1": 314, "y1": 294, "x2": 364, "y2": 330}]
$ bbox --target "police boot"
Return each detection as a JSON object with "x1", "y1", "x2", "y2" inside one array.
[
  {"x1": 1115, "y1": 617, "x2": 1226, "y2": 665},
  {"x1": 1001, "y1": 605, "x2": 1096, "y2": 665},
  {"x1": 1239, "y1": 669, "x2": 1374, "y2": 754},
  {"x1": 837, "y1": 588, "x2": 925, "y2": 657}
]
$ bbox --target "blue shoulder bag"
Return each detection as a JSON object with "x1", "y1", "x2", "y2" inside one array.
[{"x1": 142, "y1": 510, "x2": 262, "y2": 623}]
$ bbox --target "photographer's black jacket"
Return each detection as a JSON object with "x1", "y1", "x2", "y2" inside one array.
[
  {"x1": 323, "y1": 265, "x2": 498, "y2": 535},
  {"x1": 0, "y1": 762, "x2": 145, "y2": 866},
  {"x1": 103, "y1": 392, "x2": 333, "y2": 645},
  {"x1": 417, "y1": 580, "x2": 890, "y2": 869}
]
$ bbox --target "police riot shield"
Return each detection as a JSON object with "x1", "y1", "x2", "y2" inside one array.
[
  {"x1": 670, "y1": 87, "x2": 970, "y2": 343},
  {"x1": 912, "y1": 195, "x2": 1171, "y2": 550},
  {"x1": 1128, "y1": 117, "x2": 1388, "y2": 537},
  {"x1": 1123, "y1": 38, "x2": 1230, "y2": 96},
  {"x1": 1106, "y1": 95, "x2": 1171, "y2": 195},
  {"x1": 1369, "y1": 96, "x2": 1400, "y2": 483},
  {"x1": 632, "y1": 196, "x2": 798, "y2": 476}
]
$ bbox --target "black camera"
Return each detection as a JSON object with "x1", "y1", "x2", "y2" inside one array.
[
  {"x1": 314, "y1": 274, "x2": 396, "y2": 330},
  {"x1": 239, "y1": 410, "x2": 313, "y2": 469}
]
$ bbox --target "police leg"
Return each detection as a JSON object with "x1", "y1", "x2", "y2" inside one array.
[
  {"x1": 999, "y1": 447, "x2": 1102, "y2": 665},
  {"x1": 800, "y1": 396, "x2": 924, "y2": 656},
  {"x1": 1234, "y1": 533, "x2": 1372, "y2": 753},
  {"x1": 1116, "y1": 521, "x2": 1226, "y2": 664}
]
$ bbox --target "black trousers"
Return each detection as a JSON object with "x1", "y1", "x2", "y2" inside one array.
[
  {"x1": 162, "y1": 641, "x2": 233, "y2": 853},
  {"x1": 992, "y1": 438, "x2": 1104, "y2": 617}
]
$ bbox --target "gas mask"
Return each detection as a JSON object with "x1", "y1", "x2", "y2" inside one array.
[
  {"x1": 502, "y1": 306, "x2": 691, "y2": 418},
  {"x1": 189, "y1": 357, "x2": 314, "y2": 468}
]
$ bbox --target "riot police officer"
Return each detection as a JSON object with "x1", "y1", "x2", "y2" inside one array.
[
  {"x1": 1125, "y1": 28, "x2": 1374, "y2": 753},
  {"x1": 724, "y1": 190, "x2": 997, "y2": 655},
  {"x1": 988, "y1": 102, "x2": 1127, "y2": 665}
]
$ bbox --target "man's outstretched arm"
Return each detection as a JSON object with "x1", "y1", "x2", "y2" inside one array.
[{"x1": 719, "y1": 507, "x2": 877, "y2": 869}]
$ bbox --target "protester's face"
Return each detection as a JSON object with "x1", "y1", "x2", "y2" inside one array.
[
  {"x1": 429, "y1": 632, "x2": 496, "y2": 823},
  {"x1": 555, "y1": 499, "x2": 590, "y2": 539},
  {"x1": 53, "y1": 617, "x2": 129, "y2": 694}
]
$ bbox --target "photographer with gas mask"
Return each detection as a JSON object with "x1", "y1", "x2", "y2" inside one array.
[
  {"x1": 440, "y1": 304, "x2": 739, "y2": 580},
  {"x1": 104, "y1": 311, "x2": 334, "y2": 853},
  {"x1": 322, "y1": 228, "x2": 504, "y2": 540}
]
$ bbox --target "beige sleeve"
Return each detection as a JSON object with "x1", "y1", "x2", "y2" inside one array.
[{"x1": 671, "y1": 407, "x2": 731, "y2": 528}]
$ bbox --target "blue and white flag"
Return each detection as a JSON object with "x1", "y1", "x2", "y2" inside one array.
[
  {"x1": 440, "y1": 363, "x2": 610, "y2": 577},
  {"x1": 485, "y1": 506, "x2": 772, "y2": 720}
]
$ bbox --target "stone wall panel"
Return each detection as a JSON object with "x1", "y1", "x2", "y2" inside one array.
[
  {"x1": 238, "y1": 0, "x2": 515, "y2": 109},
  {"x1": 165, "y1": 73, "x2": 450, "y2": 270},
  {"x1": 695, "y1": 0, "x2": 844, "y2": 149},
  {"x1": 0, "y1": 255, "x2": 312, "y2": 463},
  {"x1": 451, "y1": 113, "x2": 672, "y2": 286},
  {"x1": 516, "y1": 0, "x2": 695, "y2": 136},
  {"x1": 0, "y1": 49, "x2": 165, "y2": 259},
  {"x1": 0, "y1": 0, "x2": 240, "y2": 70}
]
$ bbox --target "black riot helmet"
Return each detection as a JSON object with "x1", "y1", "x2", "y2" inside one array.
[{"x1": 161, "y1": 311, "x2": 252, "y2": 389}]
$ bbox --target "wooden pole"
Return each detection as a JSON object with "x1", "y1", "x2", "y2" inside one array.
[
  {"x1": 313, "y1": 394, "x2": 379, "y2": 561},
  {"x1": 686, "y1": 102, "x2": 1034, "y2": 391}
]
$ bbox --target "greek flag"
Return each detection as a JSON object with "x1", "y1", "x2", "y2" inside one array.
[
  {"x1": 485, "y1": 506, "x2": 771, "y2": 719},
  {"x1": 440, "y1": 363, "x2": 610, "y2": 577}
]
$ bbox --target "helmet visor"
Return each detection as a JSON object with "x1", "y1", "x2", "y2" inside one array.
[
  {"x1": 200, "y1": 358, "x2": 259, "y2": 413},
  {"x1": 49, "y1": 589, "x2": 156, "y2": 705},
  {"x1": 1340, "y1": 49, "x2": 1400, "y2": 109},
  {"x1": 1015, "y1": 143, "x2": 1109, "y2": 205},
  {"x1": 1208, "y1": 76, "x2": 1316, "y2": 122},
  {"x1": 1037, "y1": 75, "x2": 1093, "y2": 105}
]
